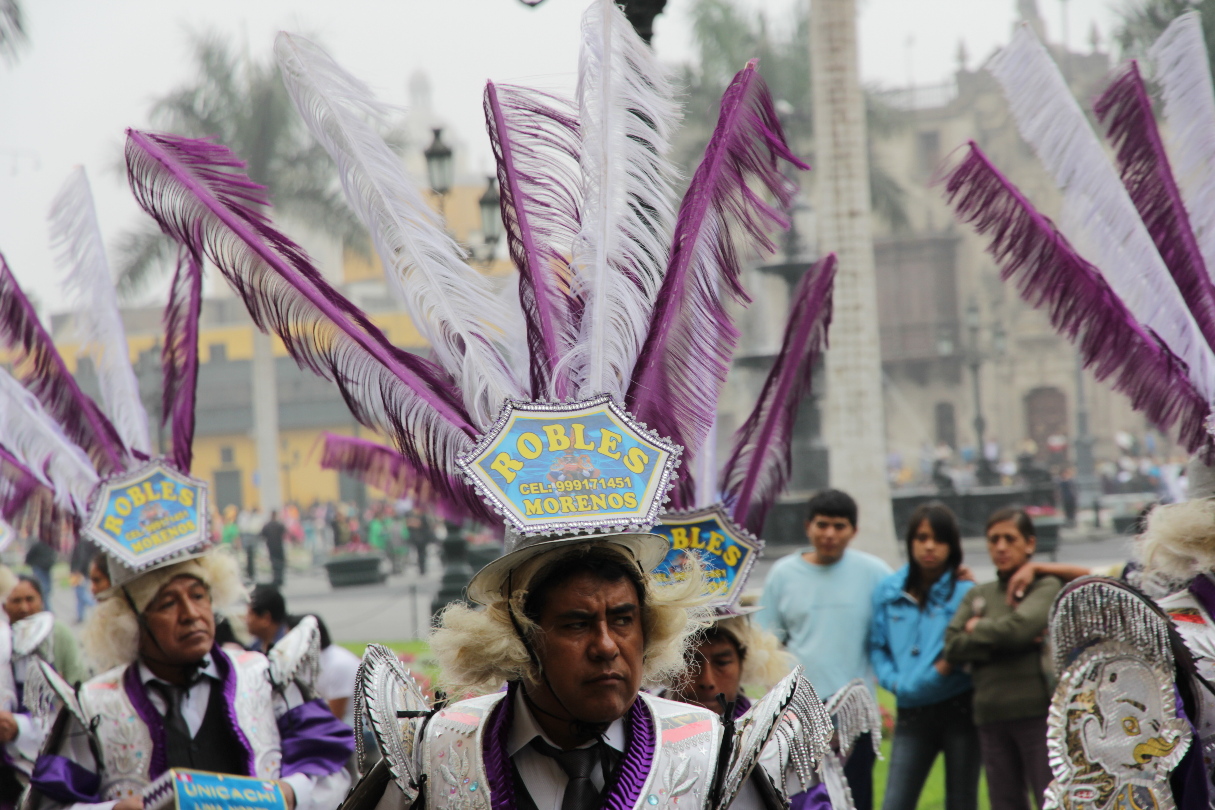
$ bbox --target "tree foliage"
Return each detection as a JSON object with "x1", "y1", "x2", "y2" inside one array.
[
  {"x1": 678, "y1": 0, "x2": 908, "y2": 231},
  {"x1": 1115, "y1": 0, "x2": 1215, "y2": 73},
  {"x1": 118, "y1": 31, "x2": 365, "y2": 297}
]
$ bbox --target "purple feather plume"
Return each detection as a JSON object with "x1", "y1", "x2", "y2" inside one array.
[
  {"x1": 719, "y1": 254, "x2": 836, "y2": 535},
  {"x1": 1094, "y1": 61, "x2": 1215, "y2": 352},
  {"x1": 940, "y1": 142, "x2": 1212, "y2": 454},
  {"x1": 626, "y1": 60, "x2": 808, "y2": 507},
  {"x1": 124, "y1": 130, "x2": 480, "y2": 500},
  {"x1": 484, "y1": 81, "x2": 583, "y2": 400},
  {"x1": 318, "y1": 433, "x2": 490, "y2": 524},
  {"x1": 0, "y1": 445, "x2": 75, "y2": 551},
  {"x1": 0, "y1": 445, "x2": 43, "y2": 522},
  {"x1": 161, "y1": 240, "x2": 203, "y2": 474},
  {"x1": 0, "y1": 252, "x2": 128, "y2": 475}
]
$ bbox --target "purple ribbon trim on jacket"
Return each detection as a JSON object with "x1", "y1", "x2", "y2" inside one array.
[
  {"x1": 732, "y1": 694, "x2": 752, "y2": 720},
  {"x1": 1189, "y1": 575, "x2": 1215, "y2": 621},
  {"x1": 482, "y1": 683, "x2": 657, "y2": 810},
  {"x1": 790, "y1": 782, "x2": 832, "y2": 810},
  {"x1": 30, "y1": 754, "x2": 101, "y2": 805},
  {"x1": 124, "y1": 644, "x2": 256, "y2": 779},
  {"x1": 277, "y1": 698, "x2": 355, "y2": 777}
]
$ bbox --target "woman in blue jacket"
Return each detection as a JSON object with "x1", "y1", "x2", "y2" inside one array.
[{"x1": 870, "y1": 501, "x2": 980, "y2": 810}]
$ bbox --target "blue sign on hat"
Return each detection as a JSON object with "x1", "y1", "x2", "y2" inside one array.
[
  {"x1": 651, "y1": 503, "x2": 763, "y2": 611},
  {"x1": 82, "y1": 461, "x2": 209, "y2": 571},
  {"x1": 459, "y1": 395, "x2": 680, "y2": 536}
]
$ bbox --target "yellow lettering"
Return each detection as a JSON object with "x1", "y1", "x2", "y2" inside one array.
[
  {"x1": 517, "y1": 432, "x2": 543, "y2": 459},
  {"x1": 670, "y1": 527, "x2": 689, "y2": 549},
  {"x1": 597, "y1": 430, "x2": 622, "y2": 459},
  {"x1": 115, "y1": 497, "x2": 132, "y2": 517},
  {"x1": 543, "y1": 424, "x2": 571, "y2": 451},
  {"x1": 570, "y1": 423, "x2": 596, "y2": 450},
  {"x1": 160, "y1": 480, "x2": 177, "y2": 502},
  {"x1": 623, "y1": 447, "x2": 649, "y2": 474},
  {"x1": 178, "y1": 487, "x2": 195, "y2": 507},
  {"x1": 591, "y1": 494, "x2": 607, "y2": 510},
  {"x1": 142, "y1": 482, "x2": 159, "y2": 501},
  {"x1": 543, "y1": 497, "x2": 560, "y2": 514},
  {"x1": 558, "y1": 496, "x2": 577, "y2": 513},
  {"x1": 707, "y1": 533, "x2": 724, "y2": 555},
  {"x1": 690, "y1": 527, "x2": 707, "y2": 549},
  {"x1": 607, "y1": 493, "x2": 624, "y2": 509},
  {"x1": 127, "y1": 486, "x2": 146, "y2": 507},
  {"x1": 575, "y1": 494, "x2": 591, "y2": 511},
  {"x1": 103, "y1": 515, "x2": 123, "y2": 534},
  {"x1": 723, "y1": 545, "x2": 741, "y2": 567},
  {"x1": 524, "y1": 498, "x2": 544, "y2": 516},
  {"x1": 623, "y1": 492, "x2": 638, "y2": 509},
  {"x1": 490, "y1": 452, "x2": 524, "y2": 483}
]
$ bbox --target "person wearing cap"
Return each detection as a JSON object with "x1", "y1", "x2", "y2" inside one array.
[{"x1": 25, "y1": 548, "x2": 354, "y2": 810}]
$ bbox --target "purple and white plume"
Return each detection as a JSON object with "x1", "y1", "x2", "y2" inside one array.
[
  {"x1": 161, "y1": 241, "x2": 203, "y2": 474},
  {"x1": 566, "y1": 0, "x2": 681, "y2": 402},
  {"x1": 49, "y1": 166, "x2": 152, "y2": 456},
  {"x1": 628, "y1": 60, "x2": 808, "y2": 494},
  {"x1": 275, "y1": 33, "x2": 525, "y2": 428},
  {"x1": 940, "y1": 143, "x2": 1212, "y2": 454},
  {"x1": 124, "y1": 129, "x2": 478, "y2": 498},
  {"x1": 485, "y1": 81, "x2": 583, "y2": 400},
  {"x1": 0, "y1": 253, "x2": 128, "y2": 475},
  {"x1": 720, "y1": 255, "x2": 836, "y2": 535}
]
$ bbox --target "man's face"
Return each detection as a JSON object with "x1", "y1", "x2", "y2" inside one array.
[
  {"x1": 5, "y1": 581, "x2": 43, "y2": 623},
  {"x1": 88, "y1": 561, "x2": 111, "y2": 597},
  {"x1": 245, "y1": 607, "x2": 272, "y2": 638},
  {"x1": 139, "y1": 576, "x2": 215, "y2": 664},
  {"x1": 806, "y1": 514, "x2": 856, "y2": 564},
  {"x1": 531, "y1": 571, "x2": 645, "y2": 727},
  {"x1": 986, "y1": 519, "x2": 1035, "y2": 575},
  {"x1": 677, "y1": 635, "x2": 742, "y2": 715}
]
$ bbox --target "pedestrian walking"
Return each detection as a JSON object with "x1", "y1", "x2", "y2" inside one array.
[
  {"x1": 261, "y1": 509, "x2": 288, "y2": 587},
  {"x1": 238, "y1": 505, "x2": 264, "y2": 581},
  {"x1": 68, "y1": 538, "x2": 96, "y2": 624}
]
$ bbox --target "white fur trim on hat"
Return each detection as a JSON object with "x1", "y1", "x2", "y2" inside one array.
[{"x1": 82, "y1": 548, "x2": 245, "y2": 672}]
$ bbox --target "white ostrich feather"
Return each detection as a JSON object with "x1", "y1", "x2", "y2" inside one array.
[
  {"x1": 1150, "y1": 12, "x2": 1215, "y2": 284},
  {"x1": 275, "y1": 33, "x2": 525, "y2": 427},
  {"x1": 989, "y1": 25, "x2": 1215, "y2": 403},
  {"x1": 0, "y1": 368, "x2": 98, "y2": 514},
  {"x1": 48, "y1": 167, "x2": 151, "y2": 455},
  {"x1": 566, "y1": 0, "x2": 681, "y2": 401}
]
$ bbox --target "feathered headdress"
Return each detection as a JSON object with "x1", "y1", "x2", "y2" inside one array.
[
  {"x1": 128, "y1": 0, "x2": 811, "y2": 594},
  {"x1": 937, "y1": 16, "x2": 1215, "y2": 458},
  {"x1": 0, "y1": 167, "x2": 212, "y2": 589}
]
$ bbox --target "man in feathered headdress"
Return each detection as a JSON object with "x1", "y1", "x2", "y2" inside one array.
[{"x1": 26, "y1": 539, "x2": 354, "y2": 810}]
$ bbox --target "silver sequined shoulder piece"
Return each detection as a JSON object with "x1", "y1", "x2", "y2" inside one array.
[
  {"x1": 11, "y1": 612, "x2": 54, "y2": 659},
  {"x1": 24, "y1": 656, "x2": 86, "y2": 734},
  {"x1": 354, "y1": 643, "x2": 431, "y2": 805},
  {"x1": 1048, "y1": 576, "x2": 1173, "y2": 676},
  {"x1": 714, "y1": 667, "x2": 833, "y2": 810},
  {"x1": 268, "y1": 615, "x2": 321, "y2": 692},
  {"x1": 825, "y1": 679, "x2": 883, "y2": 758},
  {"x1": 1043, "y1": 640, "x2": 1190, "y2": 810}
]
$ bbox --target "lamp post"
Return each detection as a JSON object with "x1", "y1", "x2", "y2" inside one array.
[
  {"x1": 477, "y1": 175, "x2": 502, "y2": 265},
  {"x1": 967, "y1": 300, "x2": 999, "y2": 486},
  {"x1": 135, "y1": 342, "x2": 165, "y2": 456},
  {"x1": 424, "y1": 128, "x2": 453, "y2": 217}
]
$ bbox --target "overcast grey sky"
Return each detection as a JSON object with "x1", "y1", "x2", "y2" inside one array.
[{"x1": 0, "y1": 0, "x2": 1119, "y2": 313}]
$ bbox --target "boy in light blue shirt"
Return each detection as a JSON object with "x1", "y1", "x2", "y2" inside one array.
[{"x1": 758, "y1": 489, "x2": 891, "y2": 810}]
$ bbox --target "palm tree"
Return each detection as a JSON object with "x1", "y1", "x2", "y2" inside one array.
[
  {"x1": 679, "y1": 0, "x2": 908, "y2": 231},
  {"x1": 116, "y1": 31, "x2": 363, "y2": 295},
  {"x1": 811, "y1": 0, "x2": 897, "y2": 559},
  {"x1": 120, "y1": 31, "x2": 365, "y2": 513},
  {"x1": 1116, "y1": 0, "x2": 1215, "y2": 72}
]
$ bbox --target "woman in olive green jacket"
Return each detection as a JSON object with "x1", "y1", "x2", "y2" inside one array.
[{"x1": 944, "y1": 508, "x2": 1061, "y2": 810}]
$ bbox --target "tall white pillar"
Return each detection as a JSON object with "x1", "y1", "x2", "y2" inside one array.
[{"x1": 251, "y1": 329, "x2": 283, "y2": 512}]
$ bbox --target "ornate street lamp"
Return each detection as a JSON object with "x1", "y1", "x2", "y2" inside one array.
[
  {"x1": 966, "y1": 299, "x2": 999, "y2": 486},
  {"x1": 423, "y1": 128, "x2": 453, "y2": 199},
  {"x1": 478, "y1": 175, "x2": 502, "y2": 258}
]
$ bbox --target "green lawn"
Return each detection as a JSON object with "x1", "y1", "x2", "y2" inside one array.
[
  {"x1": 874, "y1": 689, "x2": 991, "y2": 810},
  {"x1": 341, "y1": 642, "x2": 991, "y2": 810}
]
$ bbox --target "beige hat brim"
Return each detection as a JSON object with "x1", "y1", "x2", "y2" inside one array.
[{"x1": 466, "y1": 532, "x2": 669, "y2": 606}]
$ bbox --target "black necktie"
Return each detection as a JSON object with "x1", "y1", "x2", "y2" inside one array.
[
  {"x1": 149, "y1": 680, "x2": 192, "y2": 741},
  {"x1": 531, "y1": 737, "x2": 602, "y2": 810}
]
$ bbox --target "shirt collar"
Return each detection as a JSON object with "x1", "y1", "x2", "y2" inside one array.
[
  {"x1": 506, "y1": 685, "x2": 627, "y2": 757},
  {"x1": 138, "y1": 656, "x2": 220, "y2": 688}
]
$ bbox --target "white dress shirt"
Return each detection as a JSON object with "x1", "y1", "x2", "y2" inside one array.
[{"x1": 507, "y1": 688, "x2": 626, "y2": 810}]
